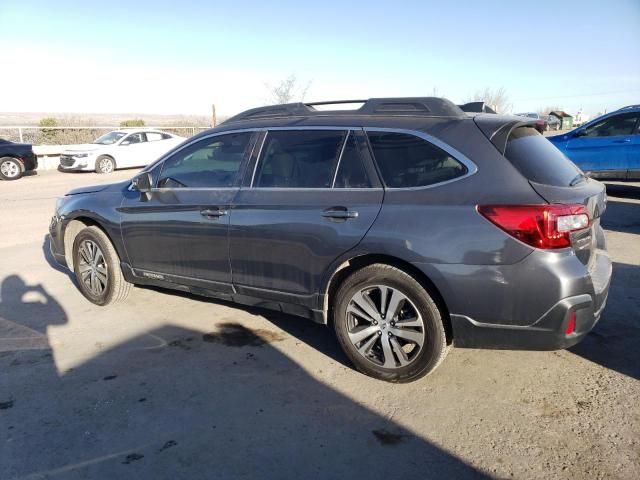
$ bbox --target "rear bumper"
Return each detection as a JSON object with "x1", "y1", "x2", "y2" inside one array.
[
  {"x1": 418, "y1": 247, "x2": 612, "y2": 351},
  {"x1": 451, "y1": 291, "x2": 608, "y2": 350}
]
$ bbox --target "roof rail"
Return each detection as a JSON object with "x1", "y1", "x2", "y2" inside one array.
[
  {"x1": 617, "y1": 104, "x2": 640, "y2": 111},
  {"x1": 224, "y1": 97, "x2": 465, "y2": 123}
]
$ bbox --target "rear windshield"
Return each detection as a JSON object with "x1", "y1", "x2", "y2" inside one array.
[{"x1": 505, "y1": 127, "x2": 584, "y2": 187}]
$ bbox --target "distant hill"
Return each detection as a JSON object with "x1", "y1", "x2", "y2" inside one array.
[{"x1": 0, "y1": 112, "x2": 216, "y2": 127}]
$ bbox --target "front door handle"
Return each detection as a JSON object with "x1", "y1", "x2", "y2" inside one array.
[
  {"x1": 322, "y1": 207, "x2": 359, "y2": 220},
  {"x1": 200, "y1": 208, "x2": 228, "y2": 218},
  {"x1": 612, "y1": 138, "x2": 631, "y2": 143}
]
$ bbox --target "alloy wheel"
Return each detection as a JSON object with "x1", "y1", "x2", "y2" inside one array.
[
  {"x1": 1, "y1": 160, "x2": 20, "y2": 178},
  {"x1": 98, "y1": 158, "x2": 114, "y2": 173},
  {"x1": 346, "y1": 285, "x2": 425, "y2": 369},
  {"x1": 78, "y1": 240, "x2": 108, "y2": 296}
]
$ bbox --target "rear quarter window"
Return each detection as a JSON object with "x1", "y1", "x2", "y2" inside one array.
[
  {"x1": 367, "y1": 131, "x2": 467, "y2": 188},
  {"x1": 505, "y1": 127, "x2": 582, "y2": 187}
]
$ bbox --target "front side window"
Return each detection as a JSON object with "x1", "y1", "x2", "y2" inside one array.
[
  {"x1": 583, "y1": 113, "x2": 639, "y2": 137},
  {"x1": 367, "y1": 131, "x2": 467, "y2": 188},
  {"x1": 122, "y1": 133, "x2": 146, "y2": 145},
  {"x1": 254, "y1": 130, "x2": 346, "y2": 188},
  {"x1": 157, "y1": 132, "x2": 252, "y2": 188}
]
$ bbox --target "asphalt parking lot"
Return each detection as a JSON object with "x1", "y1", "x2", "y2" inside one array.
[{"x1": 1, "y1": 169, "x2": 639, "y2": 479}]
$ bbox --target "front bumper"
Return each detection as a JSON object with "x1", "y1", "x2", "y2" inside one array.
[{"x1": 59, "y1": 155, "x2": 94, "y2": 171}]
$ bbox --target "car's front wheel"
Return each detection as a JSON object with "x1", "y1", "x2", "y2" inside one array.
[
  {"x1": 333, "y1": 264, "x2": 448, "y2": 382},
  {"x1": 0, "y1": 157, "x2": 24, "y2": 180},
  {"x1": 72, "y1": 226, "x2": 131, "y2": 305},
  {"x1": 95, "y1": 155, "x2": 116, "y2": 174}
]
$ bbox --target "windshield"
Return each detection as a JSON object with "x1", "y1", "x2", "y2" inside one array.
[{"x1": 94, "y1": 132, "x2": 126, "y2": 145}]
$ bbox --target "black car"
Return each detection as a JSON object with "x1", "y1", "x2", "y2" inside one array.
[
  {"x1": 49, "y1": 97, "x2": 611, "y2": 382},
  {"x1": 0, "y1": 139, "x2": 38, "y2": 180}
]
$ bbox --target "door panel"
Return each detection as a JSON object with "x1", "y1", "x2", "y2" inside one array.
[
  {"x1": 120, "y1": 189, "x2": 236, "y2": 289},
  {"x1": 565, "y1": 136, "x2": 630, "y2": 173},
  {"x1": 117, "y1": 133, "x2": 149, "y2": 167},
  {"x1": 629, "y1": 127, "x2": 640, "y2": 178},
  {"x1": 565, "y1": 113, "x2": 639, "y2": 174},
  {"x1": 118, "y1": 130, "x2": 257, "y2": 290},
  {"x1": 229, "y1": 189, "x2": 383, "y2": 295},
  {"x1": 229, "y1": 128, "x2": 383, "y2": 297}
]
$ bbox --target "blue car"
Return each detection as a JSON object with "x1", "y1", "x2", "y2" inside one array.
[{"x1": 547, "y1": 105, "x2": 640, "y2": 180}]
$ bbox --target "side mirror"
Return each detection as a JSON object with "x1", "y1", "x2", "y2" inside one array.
[
  {"x1": 575, "y1": 129, "x2": 588, "y2": 137},
  {"x1": 131, "y1": 172, "x2": 152, "y2": 194}
]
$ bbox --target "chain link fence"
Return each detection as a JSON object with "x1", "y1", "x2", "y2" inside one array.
[{"x1": 0, "y1": 126, "x2": 210, "y2": 145}]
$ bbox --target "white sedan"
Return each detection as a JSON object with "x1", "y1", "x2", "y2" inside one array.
[{"x1": 59, "y1": 129, "x2": 186, "y2": 173}]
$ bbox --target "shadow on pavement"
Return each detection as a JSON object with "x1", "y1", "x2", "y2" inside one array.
[
  {"x1": 0, "y1": 275, "x2": 488, "y2": 479},
  {"x1": 604, "y1": 182, "x2": 640, "y2": 200},
  {"x1": 570, "y1": 262, "x2": 640, "y2": 380},
  {"x1": 569, "y1": 188, "x2": 640, "y2": 380},
  {"x1": 599, "y1": 198, "x2": 640, "y2": 234}
]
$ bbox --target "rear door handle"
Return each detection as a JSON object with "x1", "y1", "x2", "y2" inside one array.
[
  {"x1": 200, "y1": 208, "x2": 228, "y2": 218},
  {"x1": 612, "y1": 138, "x2": 631, "y2": 143},
  {"x1": 322, "y1": 207, "x2": 359, "y2": 220}
]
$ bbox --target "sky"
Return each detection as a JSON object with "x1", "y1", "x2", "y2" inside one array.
[{"x1": 1, "y1": 0, "x2": 639, "y2": 119}]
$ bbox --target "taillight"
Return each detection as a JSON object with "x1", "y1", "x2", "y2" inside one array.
[{"x1": 477, "y1": 204, "x2": 590, "y2": 249}]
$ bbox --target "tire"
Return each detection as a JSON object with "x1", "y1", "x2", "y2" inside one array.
[
  {"x1": 95, "y1": 155, "x2": 116, "y2": 174},
  {"x1": 333, "y1": 264, "x2": 448, "y2": 383},
  {"x1": 72, "y1": 226, "x2": 131, "y2": 305},
  {"x1": 0, "y1": 157, "x2": 24, "y2": 180}
]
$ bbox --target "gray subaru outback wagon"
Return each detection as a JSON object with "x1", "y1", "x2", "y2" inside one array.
[{"x1": 49, "y1": 97, "x2": 612, "y2": 382}]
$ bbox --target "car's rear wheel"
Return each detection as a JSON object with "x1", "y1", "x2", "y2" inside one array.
[
  {"x1": 95, "y1": 155, "x2": 115, "y2": 174},
  {"x1": 333, "y1": 264, "x2": 448, "y2": 382},
  {"x1": 0, "y1": 157, "x2": 24, "y2": 180},
  {"x1": 72, "y1": 226, "x2": 131, "y2": 305}
]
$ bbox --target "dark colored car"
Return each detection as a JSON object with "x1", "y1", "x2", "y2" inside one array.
[
  {"x1": 515, "y1": 112, "x2": 550, "y2": 133},
  {"x1": 547, "y1": 105, "x2": 640, "y2": 180},
  {"x1": 49, "y1": 97, "x2": 612, "y2": 382},
  {"x1": 0, "y1": 139, "x2": 38, "y2": 180}
]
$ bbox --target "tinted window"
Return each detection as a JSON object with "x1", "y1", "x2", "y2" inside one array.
[
  {"x1": 157, "y1": 132, "x2": 252, "y2": 188},
  {"x1": 255, "y1": 130, "x2": 345, "y2": 188},
  {"x1": 367, "y1": 132, "x2": 467, "y2": 188},
  {"x1": 505, "y1": 127, "x2": 582, "y2": 187},
  {"x1": 123, "y1": 133, "x2": 145, "y2": 144},
  {"x1": 334, "y1": 133, "x2": 371, "y2": 188},
  {"x1": 583, "y1": 113, "x2": 639, "y2": 137}
]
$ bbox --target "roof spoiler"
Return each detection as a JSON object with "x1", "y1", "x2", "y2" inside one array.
[
  {"x1": 458, "y1": 101, "x2": 497, "y2": 114},
  {"x1": 472, "y1": 115, "x2": 537, "y2": 155}
]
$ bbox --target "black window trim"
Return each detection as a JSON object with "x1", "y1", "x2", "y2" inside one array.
[
  {"x1": 248, "y1": 126, "x2": 383, "y2": 191},
  {"x1": 364, "y1": 127, "x2": 478, "y2": 191}
]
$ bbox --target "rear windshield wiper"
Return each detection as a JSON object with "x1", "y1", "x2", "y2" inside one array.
[{"x1": 569, "y1": 173, "x2": 587, "y2": 187}]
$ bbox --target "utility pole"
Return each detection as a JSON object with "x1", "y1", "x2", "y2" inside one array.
[{"x1": 211, "y1": 104, "x2": 217, "y2": 127}]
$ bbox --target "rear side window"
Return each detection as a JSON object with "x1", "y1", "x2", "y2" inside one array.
[
  {"x1": 367, "y1": 132, "x2": 467, "y2": 188},
  {"x1": 505, "y1": 127, "x2": 582, "y2": 187},
  {"x1": 254, "y1": 130, "x2": 345, "y2": 188},
  {"x1": 334, "y1": 133, "x2": 372, "y2": 188}
]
